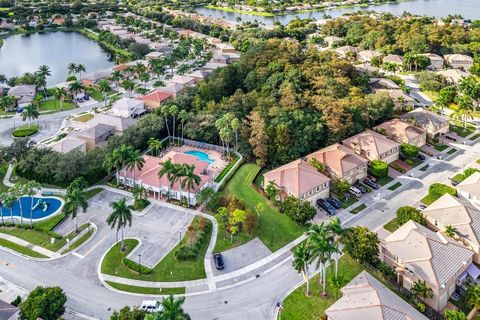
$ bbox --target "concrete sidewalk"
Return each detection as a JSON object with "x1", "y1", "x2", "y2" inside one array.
[{"x1": 0, "y1": 232, "x2": 60, "y2": 258}]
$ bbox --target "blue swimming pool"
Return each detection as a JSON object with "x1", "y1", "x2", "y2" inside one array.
[
  {"x1": 0, "y1": 197, "x2": 62, "y2": 220},
  {"x1": 184, "y1": 150, "x2": 215, "y2": 164}
]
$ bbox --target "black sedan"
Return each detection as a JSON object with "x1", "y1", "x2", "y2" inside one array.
[
  {"x1": 213, "y1": 253, "x2": 225, "y2": 270},
  {"x1": 363, "y1": 178, "x2": 379, "y2": 190},
  {"x1": 327, "y1": 198, "x2": 342, "y2": 209},
  {"x1": 316, "y1": 198, "x2": 336, "y2": 216}
]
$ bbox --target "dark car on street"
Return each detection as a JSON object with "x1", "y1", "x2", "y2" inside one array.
[
  {"x1": 417, "y1": 153, "x2": 426, "y2": 161},
  {"x1": 316, "y1": 198, "x2": 336, "y2": 216},
  {"x1": 213, "y1": 253, "x2": 225, "y2": 270},
  {"x1": 327, "y1": 198, "x2": 342, "y2": 209},
  {"x1": 363, "y1": 178, "x2": 379, "y2": 190},
  {"x1": 354, "y1": 183, "x2": 367, "y2": 193}
]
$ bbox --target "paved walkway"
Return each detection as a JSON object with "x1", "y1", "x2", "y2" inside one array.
[{"x1": 0, "y1": 233, "x2": 59, "y2": 258}]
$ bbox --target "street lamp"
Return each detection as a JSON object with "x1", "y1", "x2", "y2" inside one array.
[{"x1": 138, "y1": 254, "x2": 142, "y2": 276}]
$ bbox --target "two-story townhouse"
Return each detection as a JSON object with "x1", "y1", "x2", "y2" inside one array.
[
  {"x1": 374, "y1": 119, "x2": 427, "y2": 148},
  {"x1": 381, "y1": 221, "x2": 474, "y2": 311},
  {"x1": 306, "y1": 143, "x2": 368, "y2": 184},
  {"x1": 444, "y1": 54, "x2": 474, "y2": 70},
  {"x1": 342, "y1": 129, "x2": 400, "y2": 164},
  {"x1": 263, "y1": 159, "x2": 330, "y2": 205},
  {"x1": 400, "y1": 108, "x2": 449, "y2": 139},
  {"x1": 457, "y1": 172, "x2": 480, "y2": 209}
]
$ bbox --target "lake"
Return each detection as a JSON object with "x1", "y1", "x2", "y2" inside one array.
[
  {"x1": 196, "y1": 0, "x2": 480, "y2": 25},
  {"x1": 0, "y1": 31, "x2": 115, "y2": 86}
]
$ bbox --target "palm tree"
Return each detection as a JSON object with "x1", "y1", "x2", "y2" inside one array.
[
  {"x1": 467, "y1": 285, "x2": 480, "y2": 312},
  {"x1": 54, "y1": 87, "x2": 67, "y2": 111},
  {"x1": 106, "y1": 198, "x2": 132, "y2": 251},
  {"x1": 158, "y1": 159, "x2": 176, "y2": 200},
  {"x1": 327, "y1": 217, "x2": 343, "y2": 278},
  {"x1": 125, "y1": 149, "x2": 144, "y2": 188},
  {"x1": 0, "y1": 95, "x2": 16, "y2": 113},
  {"x1": 159, "y1": 295, "x2": 190, "y2": 320},
  {"x1": 307, "y1": 223, "x2": 336, "y2": 296},
  {"x1": 97, "y1": 79, "x2": 111, "y2": 107},
  {"x1": 132, "y1": 184, "x2": 149, "y2": 208},
  {"x1": 3, "y1": 192, "x2": 17, "y2": 225},
  {"x1": 435, "y1": 92, "x2": 450, "y2": 115},
  {"x1": 445, "y1": 225, "x2": 458, "y2": 238},
  {"x1": 459, "y1": 75, "x2": 480, "y2": 112},
  {"x1": 9, "y1": 183, "x2": 25, "y2": 225},
  {"x1": 75, "y1": 64, "x2": 86, "y2": 80},
  {"x1": 293, "y1": 243, "x2": 312, "y2": 296},
  {"x1": 120, "y1": 79, "x2": 135, "y2": 98},
  {"x1": 454, "y1": 95, "x2": 475, "y2": 130},
  {"x1": 67, "y1": 63, "x2": 77, "y2": 77},
  {"x1": 24, "y1": 180, "x2": 41, "y2": 229},
  {"x1": 160, "y1": 104, "x2": 172, "y2": 139},
  {"x1": 68, "y1": 80, "x2": 84, "y2": 104},
  {"x1": 0, "y1": 193, "x2": 6, "y2": 224},
  {"x1": 148, "y1": 137, "x2": 162, "y2": 156},
  {"x1": 178, "y1": 109, "x2": 188, "y2": 142},
  {"x1": 169, "y1": 104, "x2": 179, "y2": 144},
  {"x1": 180, "y1": 164, "x2": 201, "y2": 207},
  {"x1": 411, "y1": 280, "x2": 434, "y2": 303},
  {"x1": 103, "y1": 145, "x2": 132, "y2": 186},
  {"x1": 21, "y1": 104, "x2": 39, "y2": 128},
  {"x1": 62, "y1": 185, "x2": 88, "y2": 233},
  {"x1": 109, "y1": 70, "x2": 123, "y2": 89}
]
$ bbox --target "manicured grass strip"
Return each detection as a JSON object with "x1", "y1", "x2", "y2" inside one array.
[
  {"x1": 349, "y1": 204, "x2": 366, "y2": 214},
  {"x1": 341, "y1": 196, "x2": 358, "y2": 209},
  {"x1": 452, "y1": 173, "x2": 466, "y2": 183},
  {"x1": 450, "y1": 123, "x2": 475, "y2": 138},
  {"x1": 383, "y1": 218, "x2": 399, "y2": 233},
  {"x1": 105, "y1": 281, "x2": 185, "y2": 295},
  {"x1": 72, "y1": 113, "x2": 94, "y2": 122},
  {"x1": 388, "y1": 182, "x2": 401, "y2": 191},
  {"x1": 63, "y1": 228, "x2": 94, "y2": 254},
  {"x1": 12, "y1": 124, "x2": 39, "y2": 137},
  {"x1": 434, "y1": 144, "x2": 448, "y2": 152},
  {"x1": 102, "y1": 217, "x2": 212, "y2": 282},
  {"x1": 214, "y1": 155, "x2": 240, "y2": 183},
  {"x1": 469, "y1": 133, "x2": 480, "y2": 141},
  {"x1": 0, "y1": 238, "x2": 47, "y2": 258},
  {"x1": 447, "y1": 148, "x2": 457, "y2": 155},
  {"x1": 33, "y1": 213, "x2": 65, "y2": 232},
  {"x1": 376, "y1": 176, "x2": 393, "y2": 187},
  {"x1": 0, "y1": 163, "x2": 9, "y2": 193},
  {"x1": 419, "y1": 164, "x2": 429, "y2": 172},
  {"x1": 281, "y1": 255, "x2": 364, "y2": 320},
  {"x1": 85, "y1": 188, "x2": 103, "y2": 200},
  {"x1": 39, "y1": 99, "x2": 75, "y2": 112},
  {"x1": 420, "y1": 194, "x2": 436, "y2": 205},
  {"x1": 214, "y1": 163, "x2": 306, "y2": 252}
]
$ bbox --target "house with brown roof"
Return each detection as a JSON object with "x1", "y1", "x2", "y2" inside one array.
[
  {"x1": 381, "y1": 221, "x2": 474, "y2": 311},
  {"x1": 49, "y1": 137, "x2": 87, "y2": 154},
  {"x1": 400, "y1": 108, "x2": 449, "y2": 138},
  {"x1": 342, "y1": 129, "x2": 400, "y2": 164},
  {"x1": 423, "y1": 193, "x2": 480, "y2": 263},
  {"x1": 139, "y1": 90, "x2": 172, "y2": 111},
  {"x1": 386, "y1": 89, "x2": 415, "y2": 110},
  {"x1": 73, "y1": 123, "x2": 115, "y2": 151},
  {"x1": 457, "y1": 172, "x2": 480, "y2": 209},
  {"x1": 306, "y1": 143, "x2": 368, "y2": 184},
  {"x1": 374, "y1": 119, "x2": 427, "y2": 147},
  {"x1": 263, "y1": 159, "x2": 330, "y2": 205},
  {"x1": 326, "y1": 271, "x2": 428, "y2": 320},
  {"x1": 444, "y1": 54, "x2": 474, "y2": 70},
  {"x1": 357, "y1": 50, "x2": 382, "y2": 63},
  {"x1": 437, "y1": 69, "x2": 469, "y2": 84}
]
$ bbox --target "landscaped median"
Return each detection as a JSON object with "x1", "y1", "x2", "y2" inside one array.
[{"x1": 11, "y1": 124, "x2": 39, "y2": 138}]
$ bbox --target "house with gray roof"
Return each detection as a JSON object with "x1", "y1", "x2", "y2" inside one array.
[
  {"x1": 400, "y1": 108, "x2": 449, "y2": 138},
  {"x1": 326, "y1": 271, "x2": 428, "y2": 320},
  {"x1": 74, "y1": 124, "x2": 115, "y2": 151},
  {"x1": 381, "y1": 220, "x2": 474, "y2": 311},
  {"x1": 8, "y1": 85, "x2": 36, "y2": 108}
]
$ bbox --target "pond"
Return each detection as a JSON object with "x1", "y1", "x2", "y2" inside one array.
[
  {"x1": 0, "y1": 31, "x2": 115, "y2": 86},
  {"x1": 196, "y1": 0, "x2": 480, "y2": 25}
]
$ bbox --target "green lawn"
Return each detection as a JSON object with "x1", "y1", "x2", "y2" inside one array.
[
  {"x1": 340, "y1": 196, "x2": 358, "y2": 209},
  {"x1": 0, "y1": 163, "x2": 8, "y2": 192},
  {"x1": 470, "y1": 133, "x2": 480, "y2": 141},
  {"x1": 12, "y1": 124, "x2": 39, "y2": 137},
  {"x1": 72, "y1": 113, "x2": 94, "y2": 122},
  {"x1": 281, "y1": 255, "x2": 364, "y2": 320},
  {"x1": 447, "y1": 148, "x2": 457, "y2": 155},
  {"x1": 62, "y1": 228, "x2": 94, "y2": 254},
  {"x1": 420, "y1": 194, "x2": 437, "y2": 205},
  {"x1": 377, "y1": 176, "x2": 393, "y2": 186},
  {"x1": 383, "y1": 218, "x2": 399, "y2": 233},
  {"x1": 102, "y1": 217, "x2": 212, "y2": 282},
  {"x1": 434, "y1": 144, "x2": 449, "y2": 152},
  {"x1": 388, "y1": 182, "x2": 402, "y2": 191},
  {"x1": 213, "y1": 163, "x2": 306, "y2": 252},
  {"x1": 450, "y1": 123, "x2": 476, "y2": 138},
  {"x1": 452, "y1": 173, "x2": 466, "y2": 183},
  {"x1": 105, "y1": 281, "x2": 185, "y2": 295},
  {"x1": 0, "y1": 238, "x2": 47, "y2": 258},
  {"x1": 39, "y1": 99, "x2": 75, "y2": 112},
  {"x1": 349, "y1": 203, "x2": 366, "y2": 214}
]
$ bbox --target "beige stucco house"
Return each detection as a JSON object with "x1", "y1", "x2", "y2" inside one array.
[
  {"x1": 263, "y1": 159, "x2": 330, "y2": 205},
  {"x1": 382, "y1": 54, "x2": 404, "y2": 66},
  {"x1": 374, "y1": 119, "x2": 427, "y2": 147},
  {"x1": 334, "y1": 45, "x2": 359, "y2": 59},
  {"x1": 423, "y1": 193, "x2": 480, "y2": 264},
  {"x1": 436, "y1": 69, "x2": 469, "y2": 85},
  {"x1": 306, "y1": 143, "x2": 368, "y2": 184},
  {"x1": 444, "y1": 54, "x2": 474, "y2": 70},
  {"x1": 400, "y1": 108, "x2": 449, "y2": 138},
  {"x1": 326, "y1": 271, "x2": 428, "y2": 320},
  {"x1": 420, "y1": 53, "x2": 444, "y2": 70},
  {"x1": 381, "y1": 221, "x2": 474, "y2": 311},
  {"x1": 357, "y1": 50, "x2": 382, "y2": 63},
  {"x1": 342, "y1": 129, "x2": 400, "y2": 164},
  {"x1": 324, "y1": 36, "x2": 343, "y2": 47},
  {"x1": 457, "y1": 172, "x2": 480, "y2": 209}
]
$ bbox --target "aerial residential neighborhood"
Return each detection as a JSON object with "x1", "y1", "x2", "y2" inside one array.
[{"x1": 1, "y1": 0, "x2": 480, "y2": 320}]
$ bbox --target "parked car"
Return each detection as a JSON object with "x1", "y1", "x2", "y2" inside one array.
[
  {"x1": 141, "y1": 300, "x2": 162, "y2": 313},
  {"x1": 417, "y1": 204, "x2": 427, "y2": 211},
  {"x1": 399, "y1": 153, "x2": 407, "y2": 161},
  {"x1": 327, "y1": 197, "x2": 342, "y2": 209},
  {"x1": 417, "y1": 153, "x2": 426, "y2": 161},
  {"x1": 213, "y1": 252, "x2": 225, "y2": 270},
  {"x1": 363, "y1": 178, "x2": 379, "y2": 190},
  {"x1": 349, "y1": 186, "x2": 362, "y2": 198},
  {"x1": 354, "y1": 183, "x2": 367, "y2": 194},
  {"x1": 76, "y1": 97, "x2": 84, "y2": 103},
  {"x1": 316, "y1": 198, "x2": 336, "y2": 215},
  {"x1": 84, "y1": 94, "x2": 90, "y2": 101}
]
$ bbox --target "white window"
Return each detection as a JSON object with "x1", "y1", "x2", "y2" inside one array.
[
  {"x1": 308, "y1": 191, "x2": 312, "y2": 196},
  {"x1": 316, "y1": 186, "x2": 320, "y2": 192}
]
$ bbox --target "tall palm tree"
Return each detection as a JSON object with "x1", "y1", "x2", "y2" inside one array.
[
  {"x1": 411, "y1": 280, "x2": 434, "y2": 303},
  {"x1": 62, "y1": 186, "x2": 88, "y2": 233},
  {"x1": 435, "y1": 92, "x2": 450, "y2": 115},
  {"x1": 9, "y1": 183, "x2": 25, "y2": 225},
  {"x1": 109, "y1": 70, "x2": 123, "y2": 89},
  {"x1": 293, "y1": 243, "x2": 312, "y2": 296},
  {"x1": 106, "y1": 198, "x2": 132, "y2": 251},
  {"x1": 67, "y1": 63, "x2": 77, "y2": 77},
  {"x1": 169, "y1": 104, "x2": 178, "y2": 144},
  {"x1": 159, "y1": 295, "x2": 190, "y2": 320},
  {"x1": 459, "y1": 75, "x2": 480, "y2": 112},
  {"x1": 180, "y1": 164, "x2": 201, "y2": 207},
  {"x1": 0, "y1": 95, "x2": 16, "y2": 113},
  {"x1": 158, "y1": 159, "x2": 176, "y2": 200},
  {"x1": 75, "y1": 64, "x2": 86, "y2": 80},
  {"x1": 0, "y1": 193, "x2": 6, "y2": 224},
  {"x1": 454, "y1": 95, "x2": 475, "y2": 130},
  {"x1": 24, "y1": 180, "x2": 41, "y2": 229},
  {"x1": 3, "y1": 192, "x2": 17, "y2": 225},
  {"x1": 103, "y1": 145, "x2": 132, "y2": 186},
  {"x1": 125, "y1": 149, "x2": 144, "y2": 188},
  {"x1": 97, "y1": 79, "x2": 111, "y2": 107},
  {"x1": 327, "y1": 217, "x2": 343, "y2": 278},
  {"x1": 54, "y1": 87, "x2": 67, "y2": 111},
  {"x1": 307, "y1": 223, "x2": 336, "y2": 296},
  {"x1": 21, "y1": 104, "x2": 39, "y2": 128},
  {"x1": 178, "y1": 109, "x2": 188, "y2": 142},
  {"x1": 68, "y1": 80, "x2": 84, "y2": 104},
  {"x1": 148, "y1": 137, "x2": 162, "y2": 156},
  {"x1": 120, "y1": 79, "x2": 135, "y2": 98},
  {"x1": 160, "y1": 104, "x2": 172, "y2": 139}
]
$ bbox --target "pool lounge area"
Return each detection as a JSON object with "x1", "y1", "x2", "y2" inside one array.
[
  {"x1": 183, "y1": 150, "x2": 215, "y2": 164},
  {"x1": 0, "y1": 196, "x2": 63, "y2": 221}
]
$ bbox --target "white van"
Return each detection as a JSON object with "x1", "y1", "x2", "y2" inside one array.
[
  {"x1": 141, "y1": 300, "x2": 163, "y2": 313},
  {"x1": 349, "y1": 186, "x2": 362, "y2": 198}
]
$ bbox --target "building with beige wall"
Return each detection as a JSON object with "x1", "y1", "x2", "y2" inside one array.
[
  {"x1": 374, "y1": 119, "x2": 427, "y2": 148},
  {"x1": 400, "y1": 108, "x2": 449, "y2": 139},
  {"x1": 457, "y1": 172, "x2": 480, "y2": 209},
  {"x1": 342, "y1": 129, "x2": 400, "y2": 164},
  {"x1": 444, "y1": 54, "x2": 474, "y2": 70}
]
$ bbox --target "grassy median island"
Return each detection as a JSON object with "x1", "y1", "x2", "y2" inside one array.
[
  {"x1": 0, "y1": 238, "x2": 48, "y2": 258},
  {"x1": 383, "y1": 218, "x2": 399, "y2": 233},
  {"x1": 11, "y1": 124, "x2": 39, "y2": 137},
  {"x1": 213, "y1": 163, "x2": 306, "y2": 253},
  {"x1": 102, "y1": 217, "x2": 212, "y2": 282},
  {"x1": 105, "y1": 281, "x2": 185, "y2": 295},
  {"x1": 281, "y1": 255, "x2": 364, "y2": 320}
]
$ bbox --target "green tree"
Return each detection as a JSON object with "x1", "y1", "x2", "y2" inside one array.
[
  {"x1": 23, "y1": 180, "x2": 41, "y2": 229},
  {"x1": 454, "y1": 95, "x2": 475, "y2": 130},
  {"x1": 145, "y1": 295, "x2": 190, "y2": 320},
  {"x1": 106, "y1": 198, "x2": 133, "y2": 251},
  {"x1": 429, "y1": 183, "x2": 456, "y2": 200},
  {"x1": 98, "y1": 79, "x2": 112, "y2": 107},
  {"x1": 331, "y1": 179, "x2": 350, "y2": 200},
  {"x1": 467, "y1": 285, "x2": 480, "y2": 311},
  {"x1": 265, "y1": 180, "x2": 280, "y2": 202},
  {"x1": 444, "y1": 310, "x2": 467, "y2": 320},
  {"x1": 158, "y1": 159, "x2": 178, "y2": 200},
  {"x1": 19, "y1": 286, "x2": 67, "y2": 320},
  {"x1": 370, "y1": 160, "x2": 388, "y2": 178},
  {"x1": 63, "y1": 182, "x2": 88, "y2": 233},
  {"x1": 228, "y1": 208, "x2": 246, "y2": 242},
  {"x1": 131, "y1": 184, "x2": 148, "y2": 209},
  {"x1": 103, "y1": 145, "x2": 133, "y2": 186},
  {"x1": 148, "y1": 137, "x2": 162, "y2": 156},
  {"x1": 396, "y1": 206, "x2": 425, "y2": 226},
  {"x1": 180, "y1": 164, "x2": 201, "y2": 207},
  {"x1": 411, "y1": 280, "x2": 433, "y2": 303},
  {"x1": 340, "y1": 226, "x2": 379, "y2": 265},
  {"x1": 445, "y1": 225, "x2": 458, "y2": 238},
  {"x1": 124, "y1": 148, "x2": 145, "y2": 187},
  {"x1": 54, "y1": 87, "x2": 67, "y2": 111},
  {"x1": 2, "y1": 192, "x2": 17, "y2": 225},
  {"x1": 21, "y1": 104, "x2": 39, "y2": 128},
  {"x1": 110, "y1": 306, "x2": 146, "y2": 320},
  {"x1": 292, "y1": 243, "x2": 312, "y2": 296},
  {"x1": 309, "y1": 158, "x2": 324, "y2": 172},
  {"x1": 401, "y1": 143, "x2": 419, "y2": 158},
  {"x1": 279, "y1": 195, "x2": 316, "y2": 226}
]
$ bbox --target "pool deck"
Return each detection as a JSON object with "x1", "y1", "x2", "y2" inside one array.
[{"x1": 170, "y1": 145, "x2": 228, "y2": 177}]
